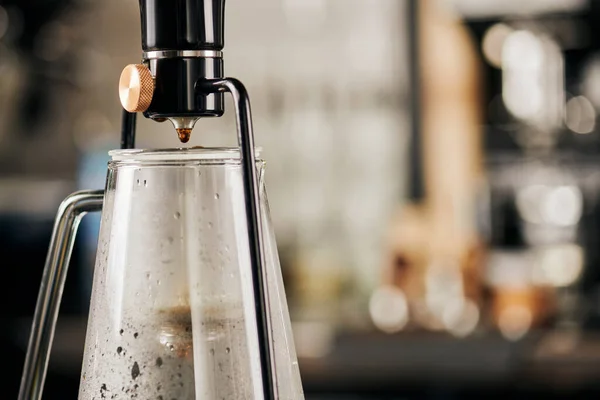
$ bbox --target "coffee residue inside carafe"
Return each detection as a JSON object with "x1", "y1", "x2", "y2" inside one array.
[{"x1": 158, "y1": 305, "x2": 193, "y2": 359}]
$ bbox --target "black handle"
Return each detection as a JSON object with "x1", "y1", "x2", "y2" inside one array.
[{"x1": 139, "y1": 0, "x2": 226, "y2": 51}]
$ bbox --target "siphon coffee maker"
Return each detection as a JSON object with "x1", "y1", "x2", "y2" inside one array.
[{"x1": 18, "y1": 0, "x2": 304, "y2": 399}]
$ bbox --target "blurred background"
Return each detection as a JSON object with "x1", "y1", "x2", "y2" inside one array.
[{"x1": 4, "y1": 0, "x2": 600, "y2": 398}]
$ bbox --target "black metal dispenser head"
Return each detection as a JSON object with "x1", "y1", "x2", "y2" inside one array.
[
  {"x1": 119, "y1": 0, "x2": 226, "y2": 141},
  {"x1": 139, "y1": 0, "x2": 225, "y2": 51}
]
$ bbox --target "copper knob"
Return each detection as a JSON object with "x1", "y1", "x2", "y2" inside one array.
[{"x1": 119, "y1": 64, "x2": 154, "y2": 113}]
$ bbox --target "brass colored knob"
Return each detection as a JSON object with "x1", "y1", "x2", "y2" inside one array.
[{"x1": 119, "y1": 64, "x2": 154, "y2": 113}]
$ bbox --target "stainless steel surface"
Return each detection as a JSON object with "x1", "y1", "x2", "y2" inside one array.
[
  {"x1": 167, "y1": 116, "x2": 200, "y2": 131},
  {"x1": 143, "y1": 50, "x2": 223, "y2": 59},
  {"x1": 18, "y1": 190, "x2": 104, "y2": 400}
]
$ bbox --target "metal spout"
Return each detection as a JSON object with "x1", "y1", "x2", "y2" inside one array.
[{"x1": 168, "y1": 117, "x2": 199, "y2": 143}]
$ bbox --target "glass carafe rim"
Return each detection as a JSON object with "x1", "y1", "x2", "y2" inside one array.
[{"x1": 108, "y1": 147, "x2": 263, "y2": 163}]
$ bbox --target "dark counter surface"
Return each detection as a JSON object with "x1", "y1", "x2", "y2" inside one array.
[{"x1": 6, "y1": 316, "x2": 600, "y2": 398}]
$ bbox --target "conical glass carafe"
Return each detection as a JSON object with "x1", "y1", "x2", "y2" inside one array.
[{"x1": 78, "y1": 148, "x2": 304, "y2": 399}]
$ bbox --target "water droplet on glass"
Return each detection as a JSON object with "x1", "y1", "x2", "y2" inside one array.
[
  {"x1": 131, "y1": 362, "x2": 140, "y2": 380},
  {"x1": 210, "y1": 348, "x2": 215, "y2": 355},
  {"x1": 208, "y1": 222, "x2": 213, "y2": 229},
  {"x1": 143, "y1": 179, "x2": 147, "y2": 187},
  {"x1": 174, "y1": 211, "x2": 181, "y2": 219},
  {"x1": 156, "y1": 279, "x2": 161, "y2": 286},
  {"x1": 136, "y1": 179, "x2": 140, "y2": 186},
  {"x1": 168, "y1": 344, "x2": 174, "y2": 352},
  {"x1": 160, "y1": 237, "x2": 174, "y2": 264},
  {"x1": 225, "y1": 347, "x2": 230, "y2": 354},
  {"x1": 225, "y1": 245, "x2": 230, "y2": 252},
  {"x1": 214, "y1": 193, "x2": 220, "y2": 200},
  {"x1": 146, "y1": 272, "x2": 151, "y2": 280}
]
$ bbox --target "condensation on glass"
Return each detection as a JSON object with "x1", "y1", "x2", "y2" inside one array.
[{"x1": 78, "y1": 148, "x2": 304, "y2": 399}]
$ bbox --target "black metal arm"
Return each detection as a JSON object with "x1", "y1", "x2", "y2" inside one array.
[
  {"x1": 121, "y1": 109, "x2": 137, "y2": 149},
  {"x1": 197, "y1": 77, "x2": 277, "y2": 400}
]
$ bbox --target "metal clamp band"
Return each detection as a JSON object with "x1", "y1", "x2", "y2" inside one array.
[{"x1": 143, "y1": 50, "x2": 223, "y2": 60}]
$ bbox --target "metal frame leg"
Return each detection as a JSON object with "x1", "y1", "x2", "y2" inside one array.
[
  {"x1": 18, "y1": 190, "x2": 104, "y2": 400},
  {"x1": 197, "y1": 78, "x2": 277, "y2": 400}
]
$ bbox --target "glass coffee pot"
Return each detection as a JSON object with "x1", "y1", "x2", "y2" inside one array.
[
  {"x1": 20, "y1": 145, "x2": 305, "y2": 400},
  {"x1": 79, "y1": 147, "x2": 303, "y2": 399}
]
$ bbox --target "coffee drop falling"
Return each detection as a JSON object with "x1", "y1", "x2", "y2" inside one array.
[{"x1": 177, "y1": 128, "x2": 191, "y2": 143}]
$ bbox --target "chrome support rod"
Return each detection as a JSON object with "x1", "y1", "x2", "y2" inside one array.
[{"x1": 18, "y1": 190, "x2": 104, "y2": 400}]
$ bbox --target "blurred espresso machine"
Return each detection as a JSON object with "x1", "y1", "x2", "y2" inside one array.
[
  {"x1": 376, "y1": 0, "x2": 600, "y2": 341},
  {"x1": 457, "y1": 0, "x2": 600, "y2": 336}
]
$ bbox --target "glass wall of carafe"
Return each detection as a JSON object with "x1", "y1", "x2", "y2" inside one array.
[{"x1": 78, "y1": 148, "x2": 303, "y2": 400}]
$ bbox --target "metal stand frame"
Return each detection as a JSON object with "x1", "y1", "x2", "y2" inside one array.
[
  {"x1": 198, "y1": 78, "x2": 277, "y2": 400},
  {"x1": 19, "y1": 79, "x2": 276, "y2": 400}
]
